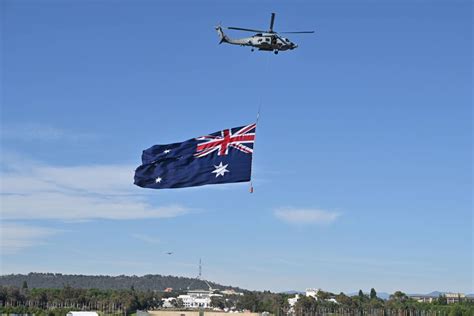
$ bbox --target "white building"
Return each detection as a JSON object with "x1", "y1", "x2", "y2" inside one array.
[
  {"x1": 445, "y1": 293, "x2": 465, "y2": 304},
  {"x1": 288, "y1": 294, "x2": 300, "y2": 307},
  {"x1": 287, "y1": 289, "x2": 338, "y2": 307},
  {"x1": 306, "y1": 289, "x2": 319, "y2": 299},
  {"x1": 178, "y1": 289, "x2": 223, "y2": 309}
]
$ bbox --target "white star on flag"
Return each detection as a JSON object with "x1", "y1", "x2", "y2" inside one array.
[
  {"x1": 155, "y1": 177, "x2": 163, "y2": 183},
  {"x1": 163, "y1": 149, "x2": 171, "y2": 154},
  {"x1": 212, "y1": 162, "x2": 230, "y2": 177}
]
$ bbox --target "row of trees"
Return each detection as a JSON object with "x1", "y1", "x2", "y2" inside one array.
[
  {"x1": 1, "y1": 285, "x2": 473, "y2": 316},
  {"x1": 292, "y1": 289, "x2": 473, "y2": 316},
  {"x1": 0, "y1": 285, "x2": 159, "y2": 314}
]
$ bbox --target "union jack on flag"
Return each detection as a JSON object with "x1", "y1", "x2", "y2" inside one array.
[
  {"x1": 134, "y1": 123, "x2": 257, "y2": 190},
  {"x1": 194, "y1": 123, "x2": 256, "y2": 158}
]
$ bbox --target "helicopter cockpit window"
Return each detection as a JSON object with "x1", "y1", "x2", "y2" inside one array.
[
  {"x1": 265, "y1": 38, "x2": 270, "y2": 42},
  {"x1": 285, "y1": 38, "x2": 290, "y2": 42},
  {"x1": 256, "y1": 33, "x2": 262, "y2": 36}
]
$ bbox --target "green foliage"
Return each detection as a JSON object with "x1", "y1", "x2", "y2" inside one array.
[
  {"x1": 236, "y1": 292, "x2": 259, "y2": 311},
  {"x1": 0, "y1": 273, "x2": 244, "y2": 292},
  {"x1": 389, "y1": 291, "x2": 409, "y2": 303},
  {"x1": 370, "y1": 288, "x2": 377, "y2": 300},
  {"x1": 317, "y1": 290, "x2": 331, "y2": 300},
  {"x1": 1, "y1": 284, "x2": 473, "y2": 316},
  {"x1": 294, "y1": 295, "x2": 317, "y2": 311},
  {"x1": 437, "y1": 294, "x2": 448, "y2": 305},
  {"x1": 210, "y1": 296, "x2": 226, "y2": 309},
  {"x1": 336, "y1": 292, "x2": 355, "y2": 308}
]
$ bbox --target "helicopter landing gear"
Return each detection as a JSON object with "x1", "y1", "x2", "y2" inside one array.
[{"x1": 274, "y1": 50, "x2": 279, "y2": 55}]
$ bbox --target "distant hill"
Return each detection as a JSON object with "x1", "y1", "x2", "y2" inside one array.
[
  {"x1": 0, "y1": 273, "x2": 245, "y2": 292},
  {"x1": 426, "y1": 291, "x2": 444, "y2": 297}
]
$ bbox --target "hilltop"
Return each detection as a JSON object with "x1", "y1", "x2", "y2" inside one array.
[{"x1": 0, "y1": 273, "x2": 244, "y2": 292}]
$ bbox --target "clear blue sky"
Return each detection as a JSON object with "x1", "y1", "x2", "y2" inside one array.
[{"x1": 1, "y1": 0, "x2": 472, "y2": 294}]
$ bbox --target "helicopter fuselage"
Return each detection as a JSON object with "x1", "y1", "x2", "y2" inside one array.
[
  {"x1": 240, "y1": 33, "x2": 297, "y2": 51},
  {"x1": 216, "y1": 27, "x2": 297, "y2": 53}
]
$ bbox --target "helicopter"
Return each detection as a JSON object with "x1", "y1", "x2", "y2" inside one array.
[{"x1": 216, "y1": 13, "x2": 314, "y2": 54}]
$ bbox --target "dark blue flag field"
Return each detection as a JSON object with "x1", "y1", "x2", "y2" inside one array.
[{"x1": 134, "y1": 123, "x2": 256, "y2": 189}]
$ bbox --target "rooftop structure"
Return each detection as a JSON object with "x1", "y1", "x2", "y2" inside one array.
[
  {"x1": 178, "y1": 289, "x2": 223, "y2": 309},
  {"x1": 445, "y1": 293, "x2": 465, "y2": 304}
]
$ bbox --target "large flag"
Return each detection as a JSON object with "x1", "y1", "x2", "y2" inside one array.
[{"x1": 134, "y1": 123, "x2": 256, "y2": 189}]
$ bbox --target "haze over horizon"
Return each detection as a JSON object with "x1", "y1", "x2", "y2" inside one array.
[{"x1": 1, "y1": 0, "x2": 472, "y2": 294}]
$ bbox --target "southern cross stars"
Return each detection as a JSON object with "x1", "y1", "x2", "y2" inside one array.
[{"x1": 212, "y1": 162, "x2": 229, "y2": 177}]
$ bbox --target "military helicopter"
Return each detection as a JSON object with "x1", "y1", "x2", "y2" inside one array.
[{"x1": 216, "y1": 13, "x2": 314, "y2": 54}]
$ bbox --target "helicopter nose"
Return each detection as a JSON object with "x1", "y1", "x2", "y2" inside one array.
[{"x1": 292, "y1": 44, "x2": 298, "y2": 49}]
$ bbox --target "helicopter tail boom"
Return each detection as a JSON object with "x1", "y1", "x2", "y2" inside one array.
[{"x1": 216, "y1": 26, "x2": 230, "y2": 44}]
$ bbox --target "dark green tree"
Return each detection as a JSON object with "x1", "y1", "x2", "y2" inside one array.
[
  {"x1": 318, "y1": 291, "x2": 330, "y2": 300},
  {"x1": 211, "y1": 296, "x2": 226, "y2": 309},
  {"x1": 389, "y1": 291, "x2": 408, "y2": 302},
  {"x1": 370, "y1": 288, "x2": 377, "y2": 300},
  {"x1": 335, "y1": 292, "x2": 353, "y2": 307},
  {"x1": 294, "y1": 295, "x2": 317, "y2": 311},
  {"x1": 237, "y1": 292, "x2": 259, "y2": 312},
  {"x1": 437, "y1": 294, "x2": 447, "y2": 305}
]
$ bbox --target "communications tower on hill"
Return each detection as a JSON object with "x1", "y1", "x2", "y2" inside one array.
[{"x1": 187, "y1": 258, "x2": 213, "y2": 292}]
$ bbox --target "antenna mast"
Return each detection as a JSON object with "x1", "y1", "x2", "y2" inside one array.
[
  {"x1": 187, "y1": 258, "x2": 212, "y2": 291},
  {"x1": 198, "y1": 258, "x2": 202, "y2": 280}
]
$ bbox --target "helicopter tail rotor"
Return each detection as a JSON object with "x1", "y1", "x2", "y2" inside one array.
[{"x1": 215, "y1": 25, "x2": 230, "y2": 44}]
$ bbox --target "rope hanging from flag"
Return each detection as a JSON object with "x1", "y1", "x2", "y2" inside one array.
[{"x1": 249, "y1": 106, "x2": 261, "y2": 194}]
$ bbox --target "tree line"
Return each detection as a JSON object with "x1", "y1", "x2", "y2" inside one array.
[
  {"x1": 290, "y1": 289, "x2": 473, "y2": 316},
  {"x1": 0, "y1": 284, "x2": 473, "y2": 316}
]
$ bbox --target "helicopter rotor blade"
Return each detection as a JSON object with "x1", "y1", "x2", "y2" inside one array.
[
  {"x1": 226, "y1": 27, "x2": 266, "y2": 33},
  {"x1": 269, "y1": 13, "x2": 276, "y2": 32},
  {"x1": 280, "y1": 31, "x2": 315, "y2": 34}
]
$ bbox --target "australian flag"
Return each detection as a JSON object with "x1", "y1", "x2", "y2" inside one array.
[{"x1": 134, "y1": 123, "x2": 256, "y2": 189}]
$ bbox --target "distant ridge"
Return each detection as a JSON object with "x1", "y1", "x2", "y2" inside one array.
[{"x1": 0, "y1": 273, "x2": 245, "y2": 292}]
